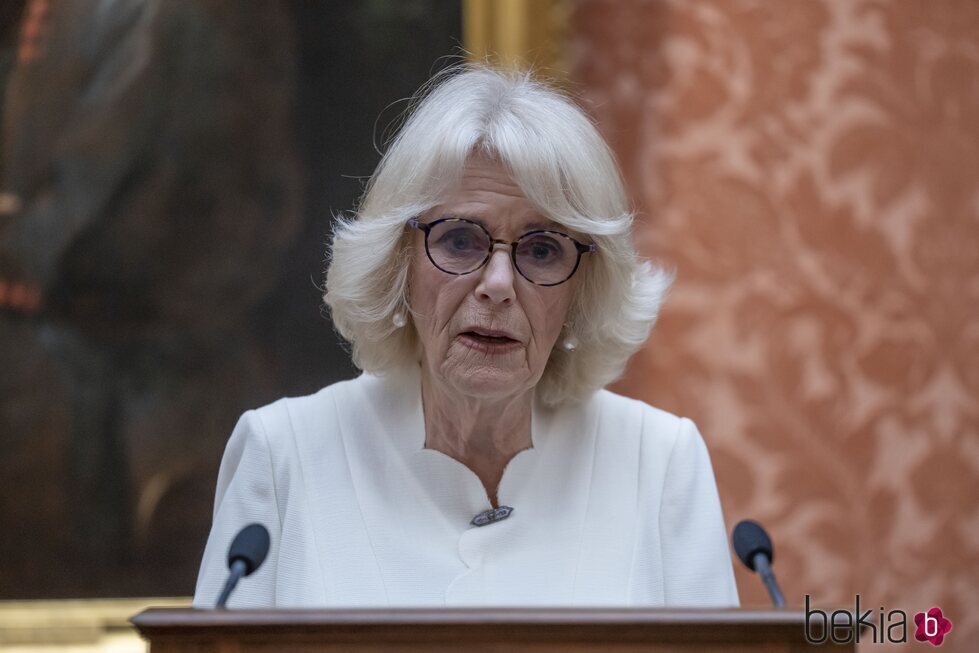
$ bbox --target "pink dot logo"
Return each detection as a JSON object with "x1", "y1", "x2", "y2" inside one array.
[{"x1": 914, "y1": 607, "x2": 952, "y2": 647}]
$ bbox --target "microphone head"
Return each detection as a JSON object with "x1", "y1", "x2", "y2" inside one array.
[
  {"x1": 227, "y1": 523, "x2": 270, "y2": 576},
  {"x1": 732, "y1": 519, "x2": 774, "y2": 571}
]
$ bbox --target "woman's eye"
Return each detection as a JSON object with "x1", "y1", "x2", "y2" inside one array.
[
  {"x1": 530, "y1": 243, "x2": 557, "y2": 259},
  {"x1": 438, "y1": 229, "x2": 480, "y2": 250},
  {"x1": 521, "y1": 237, "x2": 561, "y2": 261}
]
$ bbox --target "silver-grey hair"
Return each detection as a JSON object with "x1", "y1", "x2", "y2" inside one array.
[{"x1": 324, "y1": 65, "x2": 672, "y2": 406}]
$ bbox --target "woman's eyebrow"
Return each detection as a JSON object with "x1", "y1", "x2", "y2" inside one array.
[{"x1": 437, "y1": 212, "x2": 562, "y2": 232}]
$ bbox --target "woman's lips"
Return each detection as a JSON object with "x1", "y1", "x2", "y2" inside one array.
[
  {"x1": 462, "y1": 327, "x2": 519, "y2": 340},
  {"x1": 458, "y1": 331, "x2": 522, "y2": 354}
]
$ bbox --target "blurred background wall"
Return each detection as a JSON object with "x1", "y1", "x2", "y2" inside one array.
[
  {"x1": 570, "y1": 0, "x2": 978, "y2": 647},
  {"x1": 1, "y1": 0, "x2": 977, "y2": 651}
]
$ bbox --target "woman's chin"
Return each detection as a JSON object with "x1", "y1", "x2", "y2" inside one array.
[{"x1": 440, "y1": 362, "x2": 532, "y2": 400}]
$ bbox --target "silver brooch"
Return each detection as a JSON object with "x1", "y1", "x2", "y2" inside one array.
[{"x1": 470, "y1": 506, "x2": 514, "y2": 527}]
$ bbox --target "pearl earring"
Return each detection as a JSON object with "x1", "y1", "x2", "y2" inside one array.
[
  {"x1": 392, "y1": 311, "x2": 407, "y2": 328},
  {"x1": 562, "y1": 332, "x2": 578, "y2": 352}
]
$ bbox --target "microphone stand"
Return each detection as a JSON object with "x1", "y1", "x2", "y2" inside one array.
[
  {"x1": 216, "y1": 559, "x2": 248, "y2": 609},
  {"x1": 752, "y1": 552, "x2": 786, "y2": 608}
]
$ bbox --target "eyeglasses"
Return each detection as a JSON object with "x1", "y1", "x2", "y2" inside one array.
[{"x1": 408, "y1": 217, "x2": 597, "y2": 287}]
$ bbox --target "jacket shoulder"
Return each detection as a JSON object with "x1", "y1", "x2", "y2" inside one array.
[
  {"x1": 593, "y1": 387, "x2": 685, "y2": 438},
  {"x1": 247, "y1": 374, "x2": 367, "y2": 448}
]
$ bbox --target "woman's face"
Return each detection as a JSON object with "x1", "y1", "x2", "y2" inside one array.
[{"x1": 409, "y1": 155, "x2": 578, "y2": 401}]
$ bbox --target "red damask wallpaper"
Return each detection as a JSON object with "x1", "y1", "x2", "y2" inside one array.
[{"x1": 572, "y1": 0, "x2": 978, "y2": 649}]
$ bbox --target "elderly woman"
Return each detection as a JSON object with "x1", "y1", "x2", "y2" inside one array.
[{"x1": 193, "y1": 66, "x2": 739, "y2": 608}]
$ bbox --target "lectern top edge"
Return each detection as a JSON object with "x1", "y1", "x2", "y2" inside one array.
[{"x1": 132, "y1": 606, "x2": 809, "y2": 629}]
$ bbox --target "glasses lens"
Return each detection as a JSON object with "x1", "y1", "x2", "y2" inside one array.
[
  {"x1": 515, "y1": 232, "x2": 578, "y2": 285},
  {"x1": 427, "y1": 220, "x2": 490, "y2": 273}
]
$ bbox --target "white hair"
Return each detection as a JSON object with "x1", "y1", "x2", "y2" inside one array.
[{"x1": 324, "y1": 65, "x2": 672, "y2": 406}]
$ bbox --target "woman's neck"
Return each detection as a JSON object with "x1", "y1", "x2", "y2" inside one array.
[{"x1": 420, "y1": 367, "x2": 533, "y2": 508}]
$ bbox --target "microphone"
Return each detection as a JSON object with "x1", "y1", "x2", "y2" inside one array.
[
  {"x1": 732, "y1": 519, "x2": 786, "y2": 608},
  {"x1": 215, "y1": 523, "x2": 270, "y2": 608}
]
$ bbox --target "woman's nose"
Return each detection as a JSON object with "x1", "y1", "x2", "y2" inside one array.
[{"x1": 475, "y1": 247, "x2": 516, "y2": 304}]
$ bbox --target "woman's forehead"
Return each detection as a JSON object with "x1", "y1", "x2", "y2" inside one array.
[{"x1": 424, "y1": 155, "x2": 582, "y2": 235}]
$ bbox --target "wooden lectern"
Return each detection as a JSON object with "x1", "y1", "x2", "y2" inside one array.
[{"x1": 132, "y1": 607, "x2": 850, "y2": 652}]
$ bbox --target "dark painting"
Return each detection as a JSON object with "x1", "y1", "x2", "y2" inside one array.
[{"x1": 0, "y1": 0, "x2": 461, "y2": 599}]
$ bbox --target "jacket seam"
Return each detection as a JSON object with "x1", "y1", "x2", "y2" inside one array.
[
  {"x1": 330, "y1": 385, "x2": 392, "y2": 606},
  {"x1": 625, "y1": 400, "x2": 646, "y2": 602},
  {"x1": 656, "y1": 415, "x2": 685, "y2": 604},
  {"x1": 569, "y1": 397, "x2": 603, "y2": 603},
  {"x1": 251, "y1": 408, "x2": 284, "y2": 602},
  {"x1": 252, "y1": 409, "x2": 284, "y2": 533}
]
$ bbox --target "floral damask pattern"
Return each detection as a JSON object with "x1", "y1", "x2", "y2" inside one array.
[{"x1": 572, "y1": 1, "x2": 978, "y2": 648}]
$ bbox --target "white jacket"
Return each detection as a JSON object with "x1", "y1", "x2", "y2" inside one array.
[{"x1": 193, "y1": 365, "x2": 739, "y2": 608}]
